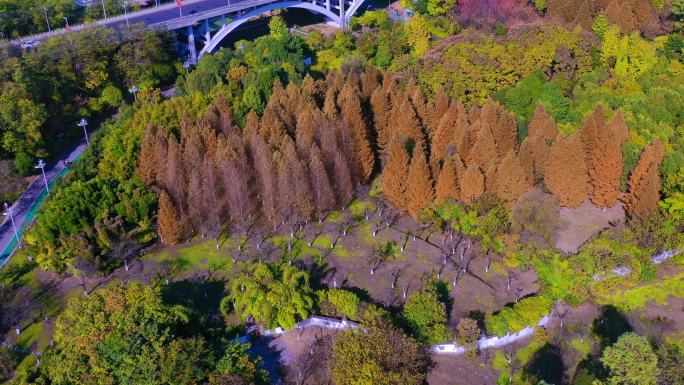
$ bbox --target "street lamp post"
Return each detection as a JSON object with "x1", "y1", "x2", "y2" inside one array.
[
  {"x1": 63, "y1": 16, "x2": 73, "y2": 47},
  {"x1": 183, "y1": 60, "x2": 191, "y2": 74},
  {"x1": 34, "y1": 160, "x2": 49, "y2": 195},
  {"x1": 43, "y1": 7, "x2": 51, "y2": 32},
  {"x1": 123, "y1": 1, "x2": 130, "y2": 30},
  {"x1": 129, "y1": 85, "x2": 138, "y2": 102},
  {"x1": 3, "y1": 203, "x2": 19, "y2": 245},
  {"x1": 101, "y1": 0, "x2": 108, "y2": 18},
  {"x1": 78, "y1": 118, "x2": 89, "y2": 146}
]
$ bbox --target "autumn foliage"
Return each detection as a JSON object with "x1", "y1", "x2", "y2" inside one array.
[
  {"x1": 623, "y1": 141, "x2": 665, "y2": 218},
  {"x1": 139, "y1": 68, "x2": 661, "y2": 234}
]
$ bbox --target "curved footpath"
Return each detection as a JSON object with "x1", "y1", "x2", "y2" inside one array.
[{"x1": 0, "y1": 140, "x2": 87, "y2": 268}]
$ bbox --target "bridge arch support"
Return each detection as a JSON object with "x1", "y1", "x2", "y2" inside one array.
[{"x1": 198, "y1": 1, "x2": 343, "y2": 59}]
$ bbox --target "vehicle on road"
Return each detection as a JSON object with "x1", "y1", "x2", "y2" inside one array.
[{"x1": 20, "y1": 41, "x2": 40, "y2": 50}]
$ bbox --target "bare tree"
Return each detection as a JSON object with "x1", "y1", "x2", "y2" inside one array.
[{"x1": 368, "y1": 241, "x2": 396, "y2": 275}]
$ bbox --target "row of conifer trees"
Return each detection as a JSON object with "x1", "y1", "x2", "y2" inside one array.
[{"x1": 138, "y1": 67, "x2": 664, "y2": 244}]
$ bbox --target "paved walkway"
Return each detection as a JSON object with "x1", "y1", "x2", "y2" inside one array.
[{"x1": 0, "y1": 140, "x2": 88, "y2": 268}]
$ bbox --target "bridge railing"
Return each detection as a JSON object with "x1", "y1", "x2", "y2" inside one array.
[
  {"x1": 159, "y1": 0, "x2": 282, "y2": 30},
  {"x1": 7, "y1": 0, "x2": 210, "y2": 45}
]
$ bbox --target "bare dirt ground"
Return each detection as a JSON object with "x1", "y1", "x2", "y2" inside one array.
[
  {"x1": 300, "y1": 23, "x2": 338, "y2": 37},
  {"x1": 428, "y1": 354, "x2": 499, "y2": 385},
  {"x1": 556, "y1": 200, "x2": 625, "y2": 254},
  {"x1": 629, "y1": 296, "x2": 684, "y2": 344}
]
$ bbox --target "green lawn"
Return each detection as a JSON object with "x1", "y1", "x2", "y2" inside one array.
[{"x1": 603, "y1": 272, "x2": 684, "y2": 312}]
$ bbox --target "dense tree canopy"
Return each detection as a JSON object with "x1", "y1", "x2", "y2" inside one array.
[
  {"x1": 25, "y1": 284, "x2": 264, "y2": 385},
  {"x1": 331, "y1": 317, "x2": 432, "y2": 385},
  {"x1": 225, "y1": 263, "x2": 315, "y2": 329}
]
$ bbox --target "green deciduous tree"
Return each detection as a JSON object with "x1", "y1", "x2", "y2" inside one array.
[
  {"x1": 211, "y1": 342, "x2": 269, "y2": 385},
  {"x1": 401, "y1": 289, "x2": 452, "y2": 345},
  {"x1": 0, "y1": 82, "x2": 46, "y2": 157},
  {"x1": 592, "y1": 13, "x2": 609, "y2": 39},
  {"x1": 331, "y1": 318, "x2": 432, "y2": 385},
  {"x1": 404, "y1": 13, "x2": 431, "y2": 57},
  {"x1": 318, "y1": 288, "x2": 360, "y2": 320},
  {"x1": 268, "y1": 15, "x2": 289, "y2": 41},
  {"x1": 225, "y1": 263, "x2": 315, "y2": 329},
  {"x1": 36, "y1": 283, "x2": 212, "y2": 385},
  {"x1": 601, "y1": 332, "x2": 659, "y2": 385}
]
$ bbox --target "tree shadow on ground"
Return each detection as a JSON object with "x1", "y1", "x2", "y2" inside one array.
[
  {"x1": 251, "y1": 336, "x2": 284, "y2": 385},
  {"x1": 162, "y1": 279, "x2": 226, "y2": 335},
  {"x1": 573, "y1": 355, "x2": 608, "y2": 385},
  {"x1": 433, "y1": 280, "x2": 454, "y2": 321},
  {"x1": 592, "y1": 305, "x2": 632, "y2": 348},
  {"x1": 0, "y1": 260, "x2": 37, "y2": 288},
  {"x1": 523, "y1": 342, "x2": 564, "y2": 385}
]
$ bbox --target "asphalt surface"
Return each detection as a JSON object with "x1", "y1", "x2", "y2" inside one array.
[
  {"x1": 0, "y1": 140, "x2": 88, "y2": 267},
  {"x1": 112, "y1": 0, "x2": 242, "y2": 28},
  {"x1": 14, "y1": 0, "x2": 253, "y2": 44}
]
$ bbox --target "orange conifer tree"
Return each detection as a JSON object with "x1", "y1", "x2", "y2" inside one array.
[
  {"x1": 527, "y1": 105, "x2": 558, "y2": 143},
  {"x1": 339, "y1": 85, "x2": 375, "y2": 182},
  {"x1": 520, "y1": 106, "x2": 558, "y2": 177},
  {"x1": 484, "y1": 100, "x2": 518, "y2": 156},
  {"x1": 395, "y1": 98, "x2": 425, "y2": 146},
  {"x1": 435, "y1": 156, "x2": 461, "y2": 202},
  {"x1": 543, "y1": 133, "x2": 589, "y2": 207},
  {"x1": 467, "y1": 121, "x2": 500, "y2": 190},
  {"x1": 581, "y1": 106, "x2": 626, "y2": 208},
  {"x1": 407, "y1": 141, "x2": 435, "y2": 219},
  {"x1": 139, "y1": 125, "x2": 162, "y2": 186},
  {"x1": 460, "y1": 164, "x2": 485, "y2": 205},
  {"x1": 371, "y1": 87, "x2": 392, "y2": 156},
  {"x1": 381, "y1": 133, "x2": 411, "y2": 210},
  {"x1": 495, "y1": 150, "x2": 533, "y2": 206},
  {"x1": 431, "y1": 103, "x2": 460, "y2": 166},
  {"x1": 454, "y1": 112, "x2": 472, "y2": 162},
  {"x1": 428, "y1": 87, "x2": 450, "y2": 136},
  {"x1": 158, "y1": 190, "x2": 184, "y2": 245},
  {"x1": 623, "y1": 141, "x2": 665, "y2": 218}
]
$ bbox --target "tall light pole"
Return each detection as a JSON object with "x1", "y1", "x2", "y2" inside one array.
[
  {"x1": 123, "y1": 1, "x2": 130, "y2": 30},
  {"x1": 3, "y1": 203, "x2": 19, "y2": 245},
  {"x1": 183, "y1": 60, "x2": 190, "y2": 74},
  {"x1": 35, "y1": 159, "x2": 49, "y2": 195},
  {"x1": 43, "y1": 7, "x2": 51, "y2": 32},
  {"x1": 101, "y1": 0, "x2": 108, "y2": 18},
  {"x1": 78, "y1": 118, "x2": 89, "y2": 146},
  {"x1": 129, "y1": 85, "x2": 138, "y2": 102}
]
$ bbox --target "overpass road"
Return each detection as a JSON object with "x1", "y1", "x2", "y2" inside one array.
[{"x1": 12, "y1": 0, "x2": 252, "y2": 44}]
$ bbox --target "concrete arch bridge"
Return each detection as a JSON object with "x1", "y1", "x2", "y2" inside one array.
[{"x1": 161, "y1": 0, "x2": 368, "y2": 63}]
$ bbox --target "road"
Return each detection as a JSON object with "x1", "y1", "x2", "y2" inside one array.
[
  {"x1": 12, "y1": 0, "x2": 259, "y2": 45},
  {"x1": 0, "y1": 141, "x2": 88, "y2": 268}
]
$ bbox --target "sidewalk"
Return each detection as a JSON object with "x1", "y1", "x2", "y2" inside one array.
[{"x1": 0, "y1": 141, "x2": 88, "y2": 268}]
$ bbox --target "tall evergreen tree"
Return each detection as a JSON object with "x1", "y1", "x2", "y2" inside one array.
[
  {"x1": 339, "y1": 85, "x2": 375, "y2": 182},
  {"x1": 309, "y1": 145, "x2": 336, "y2": 221},
  {"x1": 158, "y1": 190, "x2": 183, "y2": 245},
  {"x1": 138, "y1": 124, "x2": 161, "y2": 186},
  {"x1": 407, "y1": 142, "x2": 435, "y2": 219},
  {"x1": 333, "y1": 150, "x2": 355, "y2": 206},
  {"x1": 371, "y1": 87, "x2": 392, "y2": 157},
  {"x1": 495, "y1": 150, "x2": 533, "y2": 206},
  {"x1": 428, "y1": 87, "x2": 451, "y2": 137},
  {"x1": 543, "y1": 133, "x2": 589, "y2": 207},
  {"x1": 395, "y1": 98, "x2": 425, "y2": 147},
  {"x1": 460, "y1": 164, "x2": 485, "y2": 205},
  {"x1": 382, "y1": 133, "x2": 411, "y2": 210},
  {"x1": 435, "y1": 156, "x2": 461, "y2": 202},
  {"x1": 430, "y1": 103, "x2": 460, "y2": 167},
  {"x1": 624, "y1": 141, "x2": 665, "y2": 218}
]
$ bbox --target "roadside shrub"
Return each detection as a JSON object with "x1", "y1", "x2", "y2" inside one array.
[{"x1": 486, "y1": 294, "x2": 555, "y2": 336}]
